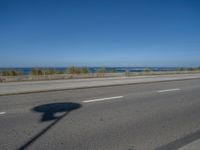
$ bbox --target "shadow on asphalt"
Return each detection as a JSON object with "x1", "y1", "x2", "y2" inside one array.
[
  {"x1": 155, "y1": 130, "x2": 200, "y2": 150},
  {"x1": 18, "y1": 102, "x2": 81, "y2": 150}
]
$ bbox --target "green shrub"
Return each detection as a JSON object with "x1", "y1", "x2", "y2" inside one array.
[
  {"x1": 44, "y1": 69, "x2": 59, "y2": 75},
  {"x1": 186, "y1": 67, "x2": 194, "y2": 71},
  {"x1": 66, "y1": 66, "x2": 80, "y2": 74},
  {"x1": 96, "y1": 68, "x2": 106, "y2": 77},
  {"x1": 144, "y1": 68, "x2": 152, "y2": 73},
  {"x1": 96, "y1": 68, "x2": 106, "y2": 73},
  {"x1": 79, "y1": 67, "x2": 89, "y2": 74},
  {"x1": 177, "y1": 67, "x2": 185, "y2": 71},
  {"x1": 108, "y1": 68, "x2": 116, "y2": 73},
  {"x1": 30, "y1": 68, "x2": 44, "y2": 75},
  {"x1": 57, "y1": 70, "x2": 64, "y2": 74},
  {"x1": 0, "y1": 70, "x2": 22, "y2": 76}
]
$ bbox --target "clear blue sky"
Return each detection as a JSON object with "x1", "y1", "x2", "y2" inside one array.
[{"x1": 0, "y1": 0, "x2": 200, "y2": 67}]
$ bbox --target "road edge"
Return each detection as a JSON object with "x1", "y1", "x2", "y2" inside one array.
[{"x1": 0, "y1": 77, "x2": 200, "y2": 96}]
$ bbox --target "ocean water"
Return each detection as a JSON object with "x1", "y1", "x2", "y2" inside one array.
[{"x1": 0, "y1": 67, "x2": 178, "y2": 75}]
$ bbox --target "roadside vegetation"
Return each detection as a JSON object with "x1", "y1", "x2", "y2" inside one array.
[
  {"x1": 30, "y1": 68, "x2": 44, "y2": 75},
  {"x1": 108, "y1": 68, "x2": 116, "y2": 73},
  {"x1": 43, "y1": 69, "x2": 63, "y2": 75},
  {"x1": 144, "y1": 67, "x2": 152, "y2": 73},
  {"x1": 125, "y1": 69, "x2": 130, "y2": 76},
  {"x1": 96, "y1": 68, "x2": 106, "y2": 73},
  {"x1": 176, "y1": 67, "x2": 200, "y2": 72},
  {"x1": 1, "y1": 66, "x2": 200, "y2": 78},
  {"x1": 30, "y1": 68, "x2": 64, "y2": 75},
  {"x1": 66, "y1": 66, "x2": 89, "y2": 74},
  {"x1": 95, "y1": 68, "x2": 106, "y2": 77},
  {"x1": 79, "y1": 67, "x2": 89, "y2": 74},
  {"x1": 0, "y1": 70, "x2": 22, "y2": 76}
]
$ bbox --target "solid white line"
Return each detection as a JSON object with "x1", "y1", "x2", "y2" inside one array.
[
  {"x1": 83, "y1": 96, "x2": 124, "y2": 103},
  {"x1": 158, "y1": 88, "x2": 180, "y2": 93},
  {"x1": 0, "y1": 112, "x2": 6, "y2": 115}
]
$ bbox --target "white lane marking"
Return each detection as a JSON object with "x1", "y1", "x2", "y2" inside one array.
[
  {"x1": 83, "y1": 96, "x2": 124, "y2": 103},
  {"x1": 158, "y1": 88, "x2": 181, "y2": 93},
  {"x1": 0, "y1": 112, "x2": 6, "y2": 115}
]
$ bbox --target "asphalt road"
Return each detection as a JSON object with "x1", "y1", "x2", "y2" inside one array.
[{"x1": 1, "y1": 79, "x2": 200, "y2": 150}]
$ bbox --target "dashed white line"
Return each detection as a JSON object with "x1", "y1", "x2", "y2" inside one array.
[
  {"x1": 158, "y1": 88, "x2": 181, "y2": 93},
  {"x1": 0, "y1": 112, "x2": 6, "y2": 115},
  {"x1": 82, "y1": 96, "x2": 124, "y2": 103}
]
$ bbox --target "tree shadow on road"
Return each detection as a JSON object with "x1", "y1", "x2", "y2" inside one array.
[
  {"x1": 155, "y1": 130, "x2": 200, "y2": 150},
  {"x1": 18, "y1": 102, "x2": 81, "y2": 150}
]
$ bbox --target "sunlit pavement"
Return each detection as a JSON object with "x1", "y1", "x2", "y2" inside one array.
[{"x1": 1, "y1": 78, "x2": 200, "y2": 150}]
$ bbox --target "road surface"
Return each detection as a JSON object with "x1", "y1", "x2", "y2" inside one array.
[{"x1": 0, "y1": 78, "x2": 200, "y2": 150}]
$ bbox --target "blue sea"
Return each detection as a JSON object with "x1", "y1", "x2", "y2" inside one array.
[{"x1": 0, "y1": 67, "x2": 178, "y2": 75}]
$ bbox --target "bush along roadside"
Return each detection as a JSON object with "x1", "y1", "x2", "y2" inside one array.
[
  {"x1": 66, "y1": 66, "x2": 90, "y2": 74},
  {"x1": 0, "y1": 70, "x2": 22, "y2": 76},
  {"x1": 30, "y1": 68, "x2": 64, "y2": 75}
]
